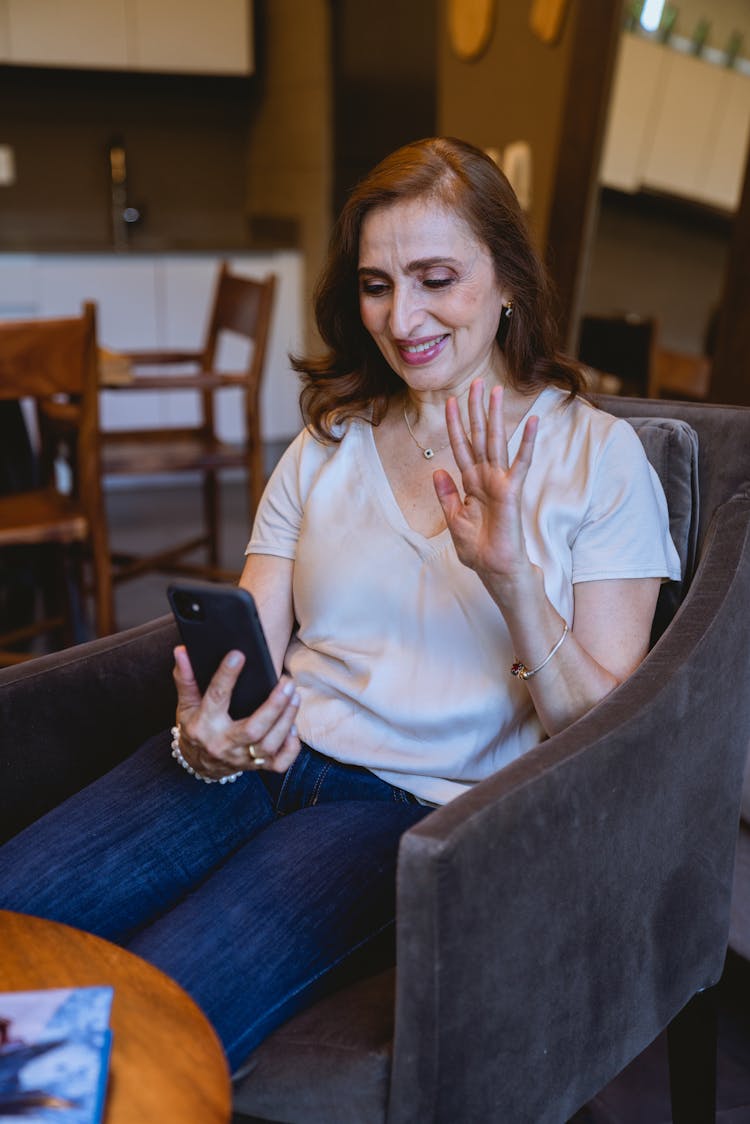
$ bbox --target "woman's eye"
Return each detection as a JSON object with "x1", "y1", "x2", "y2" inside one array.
[
  {"x1": 423, "y1": 277, "x2": 453, "y2": 290},
  {"x1": 360, "y1": 281, "x2": 389, "y2": 297}
]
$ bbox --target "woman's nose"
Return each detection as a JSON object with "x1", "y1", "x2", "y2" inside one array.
[{"x1": 388, "y1": 283, "x2": 423, "y2": 337}]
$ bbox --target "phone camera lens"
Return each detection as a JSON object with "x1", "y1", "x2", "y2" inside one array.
[{"x1": 174, "y1": 591, "x2": 204, "y2": 620}]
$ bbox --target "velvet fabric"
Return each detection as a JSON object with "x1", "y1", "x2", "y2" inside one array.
[
  {"x1": 2, "y1": 398, "x2": 750, "y2": 1123},
  {"x1": 626, "y1": 416, "x2": 699, "y2": 639}
]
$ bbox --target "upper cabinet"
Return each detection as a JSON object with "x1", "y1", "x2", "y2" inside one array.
[
  {"x1": 130, "y1": 0, "x2": 251, "y2": 74},
  {"x1": 600, "y1": 33, "x2": 750, "y2": 212},
  {"x1": 0, "y1": 0, "x2": 253, "y2": 75}
]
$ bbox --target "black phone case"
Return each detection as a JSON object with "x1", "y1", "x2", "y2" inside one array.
[{"x1": 167, "y1": 582, "x2": 278, "y2": 719}]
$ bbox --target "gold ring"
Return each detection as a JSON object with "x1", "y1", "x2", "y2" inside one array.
[{"x1": 247, "y1": 744, "x2": 266, "y2": 768}]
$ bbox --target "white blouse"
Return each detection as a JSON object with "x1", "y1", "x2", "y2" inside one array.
[{"x1": 246, "y1": 387, "x2": 681, "y2": 805}]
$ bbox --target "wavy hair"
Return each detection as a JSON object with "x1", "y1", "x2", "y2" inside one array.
[{"x1": 293, "y1": 136, "x2": 585, "y2": 441}]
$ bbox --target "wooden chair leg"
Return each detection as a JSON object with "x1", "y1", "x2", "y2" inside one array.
[
  {"x1": 202, "y1": 469, "x2": 220, "y2": 569},
  {"x1": 667, "y1": 986, "x2": 718, "y2": 1124}
]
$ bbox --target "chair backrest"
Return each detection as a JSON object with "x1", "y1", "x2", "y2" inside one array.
[
  {"x1": 0, "y1": 303, "x2": 102, "y2": 510},
  {"x1": 577, "y1": 313, "x2": 658, "y2": 397},
  {"x1": 0, "y1": 304, "x2": 98, "y2": 401},
  {"x1": 0, "y1": 302, "x2": 113, "y2": 640},
  {"x1": 202, "y1": 264, "x2": 276, "y2": 393},
  {"x1": 601, "y1": 395, "x2": 750, "y2": 551}
]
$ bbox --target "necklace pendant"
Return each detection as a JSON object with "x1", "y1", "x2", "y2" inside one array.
[{"x1": 424, "y1": 448, "x2": 434, "y2": 460}]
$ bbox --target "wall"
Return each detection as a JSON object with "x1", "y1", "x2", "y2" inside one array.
[
  {"x1": 580, "y1": 190, "x2": 730, "y2": 353},
  {"x1": 244, "y1": 0, "x2": 333, "y2": 348},
  {"x1": 331, "y1": 0, "x2": 437, "y2": 216},
  {"x1": 436, "y1": 0, "x2": 577, "y2": 249},
  {"x1": 0, "y1": 66, "x2": 254, "y2": 251}
]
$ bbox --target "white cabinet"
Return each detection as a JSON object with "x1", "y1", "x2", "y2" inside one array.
[
  {"x1": 0, "y1": 0, "x2": 252, "y2": 74},
  {"x1": 700, "y1": 68, "x2": 750, "y2": 211},
  {"x1": 600, "y1": 35, "x2": 665, "y2": 193},
  {"x1": 3, "y1": 0, "x2": 129, "y2": 69},
  {"x1": 0, "y1": 252, "x2": 304, "y2": 443},
  {"x1": 0, "y1": 255, "x2": 37, "y2": 319},
  {"x1": 640, "y1": 49, "x2": 729, "y2": 205},
  {"x1": 130, "y1": 0, "x2": 251, "y2": 75},
  {"x1": 600, "y1": 32, "x2": 750, "y2": 212}
]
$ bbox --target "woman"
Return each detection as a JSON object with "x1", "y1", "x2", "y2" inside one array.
[{"x1": 0, "y1": 138, "x2": 679, "y2": 1070}]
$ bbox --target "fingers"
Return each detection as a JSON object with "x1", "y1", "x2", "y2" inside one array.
[
  {"x1": 175, "y1": 644, "x2": 302, "y2": 778},
  {"x1": 173, "y1": 644, "x2": 202, "y2": 709},
  {"x1": 445, "y1": 394, "x2": 474, "y2": 475},
  {"x1": 468, "y1": 379, "x2": 488, "y2": 460},
  {"x1": 432, "y1": 467, "x2": 464, "y2": 521},
  {"x1": 209, "y1": 676, "x2": 300, "y2": 773},
  {"x1": 448, "y1": 380, "x2": 510, "y2": 473},
  {"x1": 486, "y1": 384, "x2": 508, "y2": 468},
  {"x1": 233, "y1": 678, "x2": 301, "y2": 774},
  {"x1": 511, "y1": 415, "x2": 539, "y2": 480}
]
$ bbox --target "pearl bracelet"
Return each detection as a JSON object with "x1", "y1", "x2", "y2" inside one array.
[{"x1": 170, "y1": 725, "x2": 242, "y2": 785}]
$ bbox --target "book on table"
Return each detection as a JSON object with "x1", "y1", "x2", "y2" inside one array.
[{"x1": 0, "y1": 986, "x2": 113, "y2": 1123}]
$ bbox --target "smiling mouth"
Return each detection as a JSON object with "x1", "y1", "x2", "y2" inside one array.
[{"x1": 399, "y1": 334, "x2": 449, "y2": 356}]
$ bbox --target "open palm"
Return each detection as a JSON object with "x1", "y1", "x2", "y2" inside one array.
[{"x1": 433, "y1": 381, "x2": 538, "y2": 580}]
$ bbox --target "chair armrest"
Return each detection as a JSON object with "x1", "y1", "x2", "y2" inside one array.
[
  {"x1": 0, "y1": 616, "x2": 178, "y2": 845},
  {"x1": 389, "y1": 491, "x2": 750, "y2": 1124}
]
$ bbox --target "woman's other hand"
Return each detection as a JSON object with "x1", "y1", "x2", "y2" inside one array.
[
  {"x1": 173, "y1": 644, "x2": 301, "y2": 778},
  {"x1": 433, "y1": 379, "x2": 538, "y2": 590}
]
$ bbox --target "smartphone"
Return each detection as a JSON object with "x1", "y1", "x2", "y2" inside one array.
[{"x1": 168, "y1": 581, "x2": 278, "y2": 719}]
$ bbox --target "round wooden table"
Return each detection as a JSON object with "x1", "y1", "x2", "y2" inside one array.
[{"x1": 0, "y1": 910, "x2": 231, "y2": 1122}]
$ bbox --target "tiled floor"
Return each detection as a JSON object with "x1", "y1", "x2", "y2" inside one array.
[{"x1": 21, "y1": 476, "x2": 750, "y2": 1121}]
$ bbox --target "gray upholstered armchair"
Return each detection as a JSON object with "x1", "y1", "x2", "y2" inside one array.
[{"x1": 1, "y1": 396, "x2": 750, "y2": 1124}]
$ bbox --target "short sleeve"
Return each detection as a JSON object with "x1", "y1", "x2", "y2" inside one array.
[
  {"x1": 245, "y1": 431, "x2": 307, "y2": 560},
  {"x1": 571, "y1": 418, "x2": 681, "y2": 584}
]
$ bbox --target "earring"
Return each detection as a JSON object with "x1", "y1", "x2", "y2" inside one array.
[{"x1": 498, "y1": 301, "x2": 513, "y2": 346}]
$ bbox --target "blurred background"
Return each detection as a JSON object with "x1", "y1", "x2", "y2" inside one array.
[{"x1": 1, "y1": 0, "x2": 749, "y2": 626}]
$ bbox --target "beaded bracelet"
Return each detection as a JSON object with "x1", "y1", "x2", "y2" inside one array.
[
  {"x1": 511, "y1": 623, "x2": 569, "y2": 681},
  {"x1": 170, "y1": 725, "x2": 242, "y2": 785}
]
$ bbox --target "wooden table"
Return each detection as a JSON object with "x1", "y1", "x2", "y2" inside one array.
[{"x1": 0, "y1": 910, "x2": 231, "y2": 1123}]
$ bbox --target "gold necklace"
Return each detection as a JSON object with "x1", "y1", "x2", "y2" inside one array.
[{"x1": 402, "y1": 404, "x2": 452, "y2": 460}]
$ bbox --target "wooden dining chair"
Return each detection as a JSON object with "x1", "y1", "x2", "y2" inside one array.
[
  {"x1": 0, "y1": 302, "x2": 114, "y2": 665},
  {"x1": 101, "y1": 264, "x2": 276, "y2": 584}
]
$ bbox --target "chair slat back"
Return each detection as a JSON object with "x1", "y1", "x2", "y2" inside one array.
[
  {"x1": 0, "y1": 305, "x2": 97, "y2": 400},
  {"x1": 203, "y1": 266, "x2": 276, "y2": 384}
]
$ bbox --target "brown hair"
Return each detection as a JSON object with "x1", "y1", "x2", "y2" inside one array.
[{"x1": 293, "y1": 136, "x2": 585, "y2": 441}]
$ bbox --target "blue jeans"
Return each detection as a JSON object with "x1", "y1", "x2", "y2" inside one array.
[{"x1": 0, "y1": 731, "x2": 431, "y2": 1070}]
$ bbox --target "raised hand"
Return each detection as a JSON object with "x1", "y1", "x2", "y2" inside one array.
[{"x1": 432, "y1": 379, "x2": 538, "y2": 585}]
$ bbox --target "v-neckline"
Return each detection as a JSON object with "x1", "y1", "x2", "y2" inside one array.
[
  {"x1": 362, "y1": 385, "x2": 561, "y2": 550},
  {"x1": 362, "y1": 423, "x2": 452, "y2": 549}
]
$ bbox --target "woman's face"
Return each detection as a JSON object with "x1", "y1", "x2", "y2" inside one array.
[{"x1": 358, "y1": 196, "x2": 509, "y2": 398}]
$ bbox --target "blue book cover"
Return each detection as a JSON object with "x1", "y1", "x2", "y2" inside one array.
[{"x1": 0, "y1": 986, "x2": 113, "y2": 1123}]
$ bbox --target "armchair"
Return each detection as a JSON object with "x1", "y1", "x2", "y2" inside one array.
[{"x1": 1, "y1": 397, "x2": 750, "y2": 1123}]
